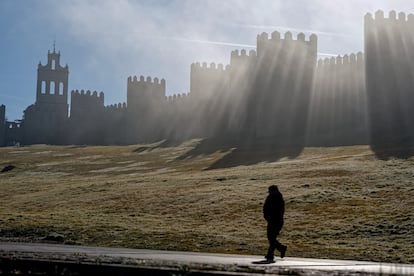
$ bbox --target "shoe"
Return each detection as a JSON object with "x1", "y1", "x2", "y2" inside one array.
[
  {"x1": 280, "y1": 245, "x2": 287, "y2": 258},
  {"x1": 253, "y1": 259, "x2": 275, "y2": 264}
]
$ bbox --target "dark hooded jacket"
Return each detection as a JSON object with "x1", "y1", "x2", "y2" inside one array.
[{"x1": 263, "y1": 189, "x2": 285, "y2": 224}]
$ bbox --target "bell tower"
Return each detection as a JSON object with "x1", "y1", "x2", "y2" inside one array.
[
  {"x1": 36, "y1": 44, "x2": 69, "y2": 117},
  {"x1": 21, "y1": 46, "x2": 69, "y2": 145}
]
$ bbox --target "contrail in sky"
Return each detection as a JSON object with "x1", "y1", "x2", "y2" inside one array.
[
  {"x1": 165, "y1": 37, "x2": 256, "y2": 48},
  {"x1": 165, "y1": 36, "x2": 338, "y2": 57},
  {"x1": 241, "y1": 24, "x2": 354, "y2": 37},
  {"x1": 317, "y1": 52, "x2": 339, "y2": 57}
]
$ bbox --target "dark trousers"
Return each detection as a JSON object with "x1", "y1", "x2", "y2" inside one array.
[{"x1": 266, "y1": 222, "x2": 284, "y2": 260}]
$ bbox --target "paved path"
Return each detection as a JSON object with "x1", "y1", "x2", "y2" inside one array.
[{"x1": 1, "y1": 242, "x2": 413, "y2": 275}]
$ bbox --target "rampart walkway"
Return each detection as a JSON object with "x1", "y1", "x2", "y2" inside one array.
[{"x1": 0, "y1": 242, "x2": 413, "y2": 275}]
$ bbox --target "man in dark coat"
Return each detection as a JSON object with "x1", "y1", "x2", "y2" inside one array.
[{"x1": 263, "y1": 185, "x2": 287, "y2": 261}]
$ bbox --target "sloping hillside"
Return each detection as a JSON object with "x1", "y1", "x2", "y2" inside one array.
[{"x1": 0, "y1": 141, "x2": 413, "y2": 264}]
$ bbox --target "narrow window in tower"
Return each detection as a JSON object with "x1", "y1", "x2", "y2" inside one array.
[
  {"x1": 51, "y1": 59, "x2": 56, "y2": 70},
  {"x1": 59, "y1": 82, "x2": 64, "y2": 95},
  {"x1": 50, "y1": 81, "x2": 55, "y2": 95},
  {"x1": 41, "y1": 81, "x2": 46, "y2": 94}
]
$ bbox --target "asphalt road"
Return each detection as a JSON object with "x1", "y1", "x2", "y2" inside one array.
[{"x1": 0, "y1": 242, "x2": 413, "y2": 275}]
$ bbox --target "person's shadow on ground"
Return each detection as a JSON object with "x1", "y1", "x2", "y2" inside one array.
[{"x1": 252, "y1": 259, "x2": 276, "y2": 264}]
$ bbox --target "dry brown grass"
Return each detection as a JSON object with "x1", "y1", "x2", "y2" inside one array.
[{"x1": 0, "y1": 141, "x2": 413, "y2": 264}]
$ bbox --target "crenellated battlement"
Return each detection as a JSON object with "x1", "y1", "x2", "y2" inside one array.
[
  {"x1": 106, "y1": 102, "x2": 127, "y2": 110},
  {"x1": 166, "y1": 93, "x2": 188, "y2": 103},
  {"x1": 71, "y1": 89, "x2": 104, "y2": 99},
  {"x1": 257, "y1": 31, "x2": 317, "y2": 45},
  {"x1": 230, "y1": 49, "x2": 257, "y2": 67},
  {"x1": 70, "y1": 89, "x2": 104, "y2": 107},
  {"x1": 190, "y1": 61, "x2": 231, "y2": 99},
  {"x1": 256, "y1": 31, "x2": 318, "y2": 59},
  {"x1": 127, "y1": 74, "x2": 166, "y2": 112},
  {"x1": 190, "y1": 62, "x2": 229, "y2": 71},
  {"x1": 317, "y1": 52, "x2": 364, "y2": 67},
  {"x1": 231, "y1": 49, "x2": 257, "y2": 58},
  {"x1": 365, "y1": 10, "x2": 414, "y2": 23},
  {"x1": 127, "y1": 75, "x2": 166, "y2": 101},
  {"x1": 127, "y1": 75, "x2": 166, "y2": 86}
]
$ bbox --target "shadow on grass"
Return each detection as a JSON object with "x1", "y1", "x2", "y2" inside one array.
[
  {"x1": 370, "y1": 145, "x2": 414, "y2": 160},
  {"x1": 132, "y1": 137, "x2": 304, "y2": 170},
  {"x1": 175, "y1": 137, "x2": 304, "y2": 170},
  {"x1": 366, "y1": 123, "x2": 414, "y2": 160},
  {"x1": 133, "y1": 139, "x2": 185, "y2": 153}
]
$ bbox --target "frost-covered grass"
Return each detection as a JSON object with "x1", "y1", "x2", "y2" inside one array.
[{"x1": 0, "y1": 141, "x2": 413, "y2": 264}]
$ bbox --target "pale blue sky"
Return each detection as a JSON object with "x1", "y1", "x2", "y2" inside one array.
[{"x1": 1, "y1": 0, "x2": 414, "y2": 121}]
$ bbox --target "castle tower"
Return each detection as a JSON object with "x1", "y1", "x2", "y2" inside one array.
[
  {"x1": 308, "y1": 53, "x2": 368, "y2": 146},
  {"x1": 253, "y1": 31, "x2": 317, "y2": 143},
  {"x1": 126, "y1": 75, "x2": 166, "y2": 143},
  {"x1": 365, "y1": 10, "x2": 414, "y2": 157},
  {"x1": 228, "y1": 49, "x2": 258, "y2": 137},
  {"x1": 68, "y1": 90, "x2": 105, "y2": 144},
  {"x1": 189, "y1": 62, "x2": 231, "y2": 138}
]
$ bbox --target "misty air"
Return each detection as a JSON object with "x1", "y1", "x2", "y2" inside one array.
[{"x1": 1, "y1": 1, "x2": 414, "y2": 275}]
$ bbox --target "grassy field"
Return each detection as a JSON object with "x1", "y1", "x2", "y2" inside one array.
[{"x1": 0, "y1": 140, "x2": 413, "y2": 264}]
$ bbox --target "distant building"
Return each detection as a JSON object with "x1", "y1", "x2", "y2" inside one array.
[
  {"x1": 0, "y1": 105, "x2": 22, "y2": 146},
  {"x1": 0, "y1": 105, "x2": 5, "y2": 146}
]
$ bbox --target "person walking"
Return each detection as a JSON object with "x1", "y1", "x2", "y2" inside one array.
[{"x1": 263, "y1": 184, "x2": 287, "y2": 262}]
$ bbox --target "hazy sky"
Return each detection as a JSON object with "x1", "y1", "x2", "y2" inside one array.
[{"x1": 1, "y1": 0, "x2": 414, "y2": 121}]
